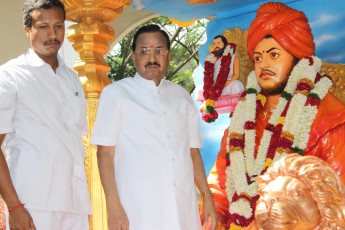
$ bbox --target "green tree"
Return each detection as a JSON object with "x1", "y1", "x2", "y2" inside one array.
[{"x1": 106, "y1": 16, "x2": 208, "y2": 93}]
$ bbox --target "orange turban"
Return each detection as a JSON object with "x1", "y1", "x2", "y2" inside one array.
[{"x1": 247, "y1": 2, "x2": 315, "y2": 60}]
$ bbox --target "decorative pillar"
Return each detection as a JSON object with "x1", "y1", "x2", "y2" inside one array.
[{"x1": 62, "y1": 1, "x2": 131, "y2": 229}]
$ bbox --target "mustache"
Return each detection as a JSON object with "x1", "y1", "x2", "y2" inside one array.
[
  {"x1": 260, "y1": 69, "x2": 276, "y2": 78},
  {"x1": 44, "y1": 39, "x2": 60, "y2": 46},
  {"x1": 145, "y1": 62, "x2": 160, "y2": 68}
]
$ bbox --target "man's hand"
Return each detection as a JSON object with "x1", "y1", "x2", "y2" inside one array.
[
  {"x1": 1, "y1": 133, "x2": 35, "y2": 230},
  {"x1": 8, "y1": 206, "x2": 36, "y2": 230},
  {"x1": 202, "y1": 195, "x2": 218, "y2": 230},
  {"x1": 107, "y1": 203, "x2": 129, "y2": 230},
  {"x1": 97, "y1": 145, "x2": 128, "y2": 229}
]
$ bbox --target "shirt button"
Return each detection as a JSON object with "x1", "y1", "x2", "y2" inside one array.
[
  {"x1": 163, "y1": 111, "x2": 167, "y2": 115},
  {"x1": 173, "y1": 183, "x2": 176, "y2": 187},
  {"x1": 167, "y1": 135, "x2": 170, "y2": 138},
  {"x1": 172, "y1": 157, "x2": 175, "y2": 162}
]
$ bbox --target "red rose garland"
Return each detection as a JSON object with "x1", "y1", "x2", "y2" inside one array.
[{"x1": 202, "y1": 43, "x2": 236, "y2": 122}]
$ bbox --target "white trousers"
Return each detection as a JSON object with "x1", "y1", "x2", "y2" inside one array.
[{"x1": 6, "y1": 208, "x2": 89, "y2": 230}]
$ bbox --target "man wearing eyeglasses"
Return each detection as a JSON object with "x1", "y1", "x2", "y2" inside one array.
[{"x1": 90, "y1": 24, "x2": 218, "y2": 230}]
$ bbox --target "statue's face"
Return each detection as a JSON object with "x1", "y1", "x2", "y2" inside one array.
[
  {"x1": 212, "y1": 37, "x2": 225, "y2": 51},
  {"x1": 255, "y1": 176, "x2": 321, "y2": 230},
  {"x1": 253, "y1": 38, "x2": 296, "y2": 95}
]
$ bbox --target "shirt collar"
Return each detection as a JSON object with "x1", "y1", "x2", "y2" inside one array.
[
  {"x1": 134, "y1": 73, "x2": 165, "y2": 90},
  {"x1": 25, "y1": 48, "x2": 65, "y2": 70}
]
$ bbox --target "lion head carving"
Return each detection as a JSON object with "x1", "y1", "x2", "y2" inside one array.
[{"x1": 255, "y1": 153, "x2": 345, "y2": 230}]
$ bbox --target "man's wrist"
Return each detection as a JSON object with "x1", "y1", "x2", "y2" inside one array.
[
  {"x1": 201, "y1": 188, "x2": 214, "y2": 200},
  {"x1": 8, "y1": 203, "x2": 25, "y2": 212}
]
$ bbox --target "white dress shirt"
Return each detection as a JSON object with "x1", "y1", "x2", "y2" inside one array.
[
  {"x1": 91, "y1": 73, "x2": 203, "y2": 230},
  {"x1": 0, "y1": 49, "x2": 92, "y2": 214}
]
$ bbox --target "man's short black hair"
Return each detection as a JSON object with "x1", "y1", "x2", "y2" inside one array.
[
  {"x1": 214, "y1": 35, "x2": 228, "y2": 46},
  {"x1": 23, "y1": 0, "x2": 66, "y2": 28},
  {"x1": 132, "y1": 24, "x2": 171, "y2": 51}
]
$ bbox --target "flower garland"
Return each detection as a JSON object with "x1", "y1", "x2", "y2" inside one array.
[
  {"x1": 224, "y1": 56, "x2": 333, "y2": 229},
  {"x1": 202, "y1": 43, "x2": 236, "y2": 122}
]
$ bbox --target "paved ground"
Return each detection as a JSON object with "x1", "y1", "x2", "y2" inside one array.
[{"x1": 0, "y1": 198, "x2": 5, "y2": 230}]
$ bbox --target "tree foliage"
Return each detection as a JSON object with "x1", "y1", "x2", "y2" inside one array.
[{"x1": 106, "y1": 16, "x2": 208, "y2": 93}]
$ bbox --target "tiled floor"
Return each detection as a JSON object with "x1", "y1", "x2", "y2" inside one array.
[{"x1": 0, "y1": 198, "x2": 5, "y2": 230}]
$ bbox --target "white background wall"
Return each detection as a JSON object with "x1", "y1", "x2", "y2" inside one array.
[{"x1": 0, "y1": 0, "x2": 29, "y2": 65}]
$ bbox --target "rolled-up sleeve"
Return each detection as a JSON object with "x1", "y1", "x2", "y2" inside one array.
[{"x1": 0, "y1": 70, "x2": 16, "y2": 134}]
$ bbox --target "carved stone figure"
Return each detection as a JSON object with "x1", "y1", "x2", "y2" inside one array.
[
  {"x1": 204, "y1": 2, "x2": 345, "y2": 229},
  {"x1": 256, "y1": 153, "x2": 345, "y2": 230},
  {"x1": 196, "y1": 35, "x2": 244, "y2": 122}
]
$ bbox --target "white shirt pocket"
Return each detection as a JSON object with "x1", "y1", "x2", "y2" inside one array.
[{"x1": 61, "y1": 90, "x2": 88, "y2": 135}]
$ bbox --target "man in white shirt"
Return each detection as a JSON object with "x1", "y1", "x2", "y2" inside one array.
[
  {"x1": 91, "y1": 24, "x2": 218, "y2": 230},
  {"x1": 0, "y1": 0, "x2": 91, "y2": 229}
]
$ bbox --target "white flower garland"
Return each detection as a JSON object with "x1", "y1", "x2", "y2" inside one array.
[
  {"x1": 225, "y1": 56, "x2": 333, "y2": 220},
  {"x1": 229, "y1": 200, "x2": 252, "y2": 219},
  {"x1": 205, "y1": 44, "x2": 234, "y2": 65}
]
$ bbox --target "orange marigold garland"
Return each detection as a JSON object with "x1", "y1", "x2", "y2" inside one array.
[{"x1": 202, "y1": 43, "x2": 236, "y2": 122}]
